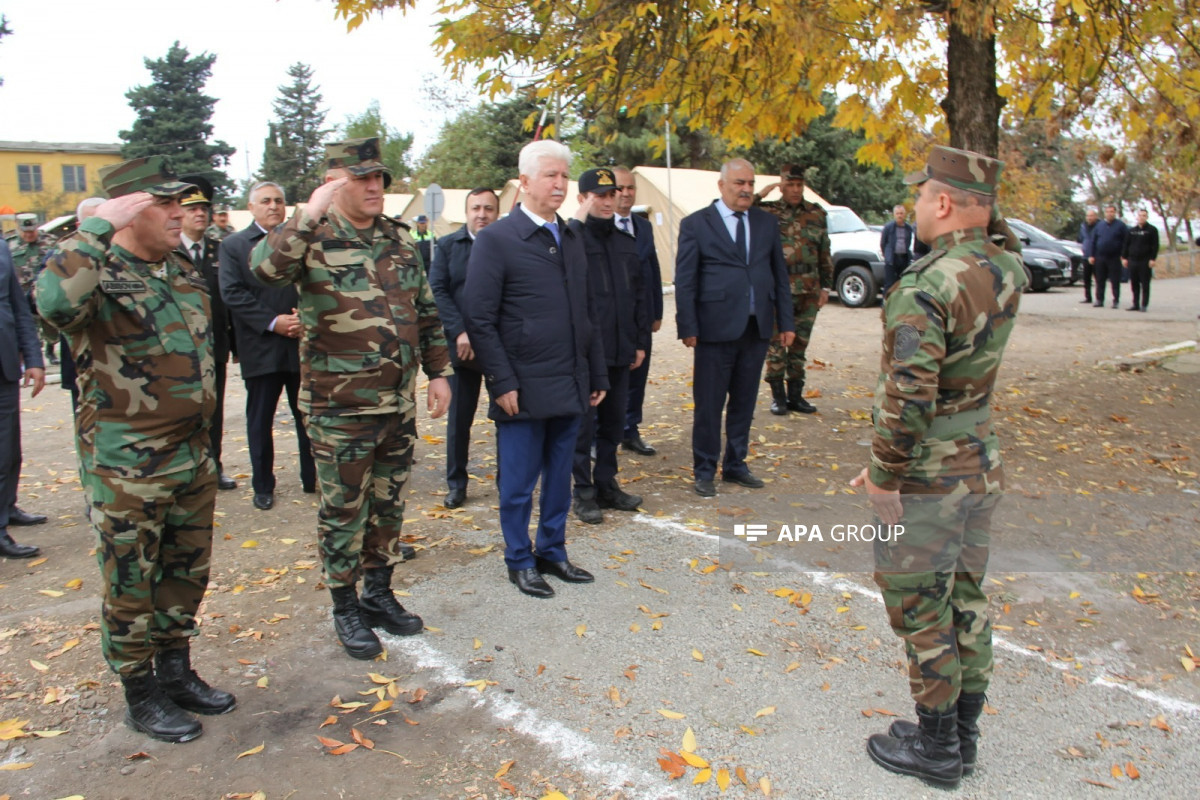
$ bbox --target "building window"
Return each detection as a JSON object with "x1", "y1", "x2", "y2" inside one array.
[
  {"x1": 17, "y1": 164, "x2": 43, "y2": 192},
  {"x1": 63, "y1": 165, "x2": 87, "y2": 193}
]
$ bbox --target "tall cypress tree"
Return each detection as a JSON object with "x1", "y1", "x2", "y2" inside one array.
[
  {"x1": 258, "y1": 63, "x2": 329, "y2": 203},
  {"x1": 120, "y1": 41, "x2": 236, "y2": 197}
]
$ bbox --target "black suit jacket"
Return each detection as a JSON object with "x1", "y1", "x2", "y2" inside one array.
[
  {"x1": 0, "y1": 240, "x2": 44, "y2": 384},
  {"x1": 674, "y1": 202, "x2": 794, "y2": 343},
  {"x1": 623, "y1": 214, "x2": 664, "y2": 323},
  {"x1": 218, "y1": 223, "x2": 300, "y2": 379},
  {"x1": 429, "y1": 225, "x2": 473, "y2": 362},
  {"x1": 178, "y1": 234, "x2": 232, "y2": 363}
]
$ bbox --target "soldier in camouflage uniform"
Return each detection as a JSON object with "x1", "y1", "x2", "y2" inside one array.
[
  {"x1": 11, "y1": 214, "x2": 59, "y2": 366},
  {"x1": 850, "y1": 146, "x2": 1025, "y2": 788},
  {"x1": 753, "y1": 164, "x2": 832, "y2": 415},
  {"x1": 36, "y1": 157, "x2": 236, "y2": 744},
  {"x1": 206, "y1": 204, "x2": 236, "y2": 242},
  {"x1": 251, "y1": 138, "x2": 452, "y2": 660}
]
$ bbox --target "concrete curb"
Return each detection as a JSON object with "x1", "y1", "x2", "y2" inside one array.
[{"x1": 1097, "y1": 339, "x2": 1197, "y2": 370}]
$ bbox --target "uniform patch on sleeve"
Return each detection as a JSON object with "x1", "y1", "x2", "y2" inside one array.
[{"x1": 892, "y1": 324, "x2": 922, "y2": 361}]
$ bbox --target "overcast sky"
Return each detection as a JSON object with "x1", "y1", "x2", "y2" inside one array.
[{"x1": 0, "y1": 0, "x2": 467, "y2": 182}]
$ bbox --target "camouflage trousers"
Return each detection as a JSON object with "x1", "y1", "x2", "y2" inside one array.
[
  {"x1": 765, "y1": 281, "x2": 822, "y2": 383},
  {"x1": 306, "y1": 412, "x2": 416, "y2": 589},
  {"x1": 82, "y1": 448, "x2": 217, "y2": 676},
  {"x1": 873, "y1": 472, "x2": 1000, "y2": 712}
]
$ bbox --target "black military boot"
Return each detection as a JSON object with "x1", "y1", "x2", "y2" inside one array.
[
  {"x1": 787, "y1": 380, "x2": 817, "y2": 413},
  {"x1": 154, "y1": 647, "x2": 236, "y2": 715},
  {"x1": 596, "y1": 479, "x2": 642, "y2": 512},
  {"x1": 767, "y1": 380, "x2": 788, "y2": 415},
  {"x1": 330, "y1": 585, "x2": 383, "y2": 659},
  {"x1": 122, "y1": 669, "x2": 203, "y2": 743},
  {"x1": 888, "y1": 692, "x2": 985, "y2": 775},
  {"x1": 359, "y1": 566, "x2": 424, "y2": 636},
  {"x1": 867, "y1": 705, "x2": 962, "y2": 788},
  {"x1": 573, "y1": 487, "x2": 603, "y2": 524}
]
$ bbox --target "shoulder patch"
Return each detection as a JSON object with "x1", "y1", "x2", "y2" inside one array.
[
  {"x1": 905, "y1": 249, "x2": 945, "y2": 274},
  {"x1": 893, "y1": 324, "x2": 922, "y2": 361}
]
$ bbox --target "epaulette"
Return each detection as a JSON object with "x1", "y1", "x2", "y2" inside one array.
[{"x1": 904, "y1": 249, "x2": 945, "y2": 274}]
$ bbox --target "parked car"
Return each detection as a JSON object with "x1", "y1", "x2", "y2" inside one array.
[
  {"x1": 1006, "y1": 218, "x2": 1085, "y2": 284},
  {"x1": 1020, "y1": 244, "x2": 1072, "y2": 292},
  {"x1": 826, "y1": 205, "x2": 887, "y2": 308}
]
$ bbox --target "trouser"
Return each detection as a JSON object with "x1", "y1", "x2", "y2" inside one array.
[
  {"x1": 1081, "y1": 258, "x2": 1094, "y2": 300},
  {"x1": 244, "y1": 371, "x2": 315, "y2": 494},
  {"x1": 1128, "y1": 259, "x2": 1152, "y2": 308},
  {"x1": 0, "y1": 380, "x2": 21, "y2": 527},
  {"x1": 765, "y1": 285, "x2": 821, "y2": 384},
  {"x1": 306, "y1": 412, "x2": 416, "y2": 589},
  {"x1": 884, "y1": 253, "x2": 911, "y2": 292},
  {"x1": 445, "y1": 364, "x2": 483, "y2": 491},
  {"x1": 1093, "y1": 256, "x2": 1121, "y2": 304},
  {"x1": 496, "y1": 415, "x2": 580, "y2": 570},
  {"x1": 624, "y1": 338, "x2": 653, "y2": 438},
  {"x1": 873, "y1": 473, "x2": 999, "y2": 712},
  {"x1": 574, "y1": 365, "x2": 630, "y2": 490},
  {"x1": 692, "y1": 320, "x2": 769, "y2": 480},
  {"x1": 209, "y1": 357, "x2": 228, "y2": 471},
  {"x1": 59, "y1": 334, "x2": 79, "y2": 413},
  {"x1": 83, "y1": 448, "x2": 217, "y2": 675}
]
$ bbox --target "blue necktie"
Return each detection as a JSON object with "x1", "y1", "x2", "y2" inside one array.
[
  {"x1": 621, "y1": 217, "x2": 633, "y2": 236},
  {"x1": 733, "y1": 211, "x2": 747, "y2": 264},
  {"x1": 545, "y1": 221, "x2": 561, "y2": 245}
]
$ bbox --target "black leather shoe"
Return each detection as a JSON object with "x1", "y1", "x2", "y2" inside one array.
[
  {"x1": 252, "y1": 493, "x2": 274, "y2": 511},
  {"x1": 621, "y1": 433, "x2": 657, "y2": 456},
  {"x1": 359, "y1": 566, "x2": 424, "y2": 636},
  {"x1": 444, "y1": 487, "x2": 466, "y2": 509},
  {"x1": 535, "y1": 556, "x2": 594, "y2": 583},
  {"x1": 0, "y1": 530, "x2": 39, "y2": 559},
  {"x1": 573, "y1": 492, "x2": 603, "y2": 524},
  {"x1": 217, "y1": 474, "x2": 238, "y2": 491},
  {"x1": 508, "y1": 568, "x2": 555, "y2": 598},
  {"x1": 154, "y1": 647, "x2": 236, "y2": 715},
  {"x1": 1079, "y1": 297, "x2": 1093, "y2": 303},
  {"x1": 1093, "y1": 302, "x2": 1104, "y2": 307},
  {"x1": 722, "y1": 470, "x2": 765, "y2": 489},
  {"x1": 330, "y1": 586, "x2": 383, "y2": 659},
  {"x1": 694, "y1": 479, "x2": 717, "y2": 498},
  {"x1": 1127, "y1": 305, "x2": 1140, "y2": 311},
  {"x1": 399, "y1": 544, "x2": 418, "y2": 561},
  {"x1": 596, "y1": 481, "x2": 641, "y2": 512},
  {"x1": 8, "y1": 507, "x2": 47, "y2": 526}
]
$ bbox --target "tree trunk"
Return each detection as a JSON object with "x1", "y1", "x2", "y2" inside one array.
[{"x1": 941, "y1": 7, "x2": 1004, "y2": 157}]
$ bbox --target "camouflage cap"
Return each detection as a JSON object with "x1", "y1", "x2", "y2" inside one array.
[
  {"x1": 904, "y1": 145, "x2": 1003, "y2": 197},
  {"x1": 178, "y1": 174, "x2": 214, "y2": 207},
  {"x1": 325, "y1": 137, "x2": 392, "y2": 188},
  {"x1": 98, "y1": 156, "x2": 195, "y2": 199},
  {"x1": 16, "y1": 213, "x2": 38, "y2": 230},
  {"x1": 212, "y1": 203, "x2": 231, "y2": 214},
  {"x1": 578, "y1": 167, "x2": 618, "y2": 195},
  {"x1": 780, "y1": 163, "x2": 807, "y2": 180}
]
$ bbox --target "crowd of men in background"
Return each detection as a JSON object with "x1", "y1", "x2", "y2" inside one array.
[{"x1": 1078, "y1": 204, "x2": 1160, "y2": 310}]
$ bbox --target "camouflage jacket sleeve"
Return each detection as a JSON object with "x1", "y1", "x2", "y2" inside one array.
[
  {"x1": 868, "y1": 272, "x2": 948, "y2": 491},
  {"x1": 250, "y1": 206, "x2": 318, "y2": 287},
  {"x1": 35, "y1": 217, "x2": 112, "y2": 332}
]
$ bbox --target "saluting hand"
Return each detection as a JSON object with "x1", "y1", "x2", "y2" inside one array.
[
  {"x1": 305, "y1": 177, "x2": 349, "y2": 220},
  {"x1": 95, "y1": 192, "x2": 157, "y2": 231}
]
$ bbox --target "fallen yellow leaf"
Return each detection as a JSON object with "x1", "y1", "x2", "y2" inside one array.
[
  {"x1": 717, "y1": 767, "x2": 731, "y2": 791},
  {"x1": 692, "y1": 649, "x2": 704, "y2": 662},
  {"x1": 370, "y1": 699, "x2": 393, "y2": 713},
  {"x1": 495, "y1": 759, "x2": 515, "y2": 779},
  {"x1": 241, "y1": 540, "x2": 258, "y2": 549},
  {"x1": 256, "y1": 676, "x2": 268, "y2": 689},
  {"x1": 658, "y1": 709, "x2": 686, "y2": 719},
  {"x1": 235, "y1": 742, "x2": 265, "y2": 760},
  {"x1": 29, "y1": 660, "x2": 48, "y2": 673},
  {"x1": 0, "y1": 762, "x2": 34, "y2": 770},
  {"x1": 38, "y1": 590, "x2": 64, "y2": 598},
  {"x1": 755, "y1": 706, "x2": 776, "y2": 718},
  {"x1": 681, "y1": 726, "x2": 697, "y2": 753},
  {"x1": 64, "y1": 578, "x2": 82, "y2": 590},
  {"x1": 681, "y1": 750, "x2": 709, "y2": 769},
  {"x1": 693, "y1": 767, "x2": 712, "y2": 785},
  {"x1": 747, "y1": 648, "x2": 766, "y2": 657},
  {"x1": 576, "y1": 624, "x2": 586, "y2": 638}
]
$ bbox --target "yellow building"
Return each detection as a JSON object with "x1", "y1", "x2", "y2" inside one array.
[{"x1": 0, "y1": 141, "x2": 123, "y2": 223}]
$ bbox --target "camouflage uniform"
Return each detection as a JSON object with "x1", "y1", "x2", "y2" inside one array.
[
  {"x1": 205, "y1": 223, "x2": 236, "y2": 242},
  {"x1": 250, "y1": 141, "x2": 450, "y2": 590},
  {"x1": 869, "y1": 149, "x2": 1025, "y2": 715},
  {"x1": 35, "y1": 160, "x2": 217, "y2": 677},
  {"x1": 10, "y1": 228, "x2": 58, "y2": 350},
  {"x1": 756, "y1": 183, "x2": 833, "y2": 387}
]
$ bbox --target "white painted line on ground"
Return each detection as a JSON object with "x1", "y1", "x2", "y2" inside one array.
[
  {"x1": 642, "y1": 512, "x2": 1200, "y2": 720},
  {"x1": 388, "y1": 636, "x2": 680, "y2": 799}
]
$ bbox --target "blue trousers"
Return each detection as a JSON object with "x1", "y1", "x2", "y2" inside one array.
[{"x1": 496, "y1": 415, "x2": 580, "y2": 570}]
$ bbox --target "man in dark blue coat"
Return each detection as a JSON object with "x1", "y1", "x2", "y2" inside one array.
[
  {"x1": 1090, "y1": 204, "x2": 1128, "y2": 308},
  {"x1": 0, "y1": 239, "x2": 47, "y2": 559},
  {"x1": 613, "y1": 166, "x2": 664, "y2": 457},
  {"x1": 429, "y1": 187, "x2": 500, "y2": 508},
  {"x1": 569, "y1": 168, "x2": 649, "y2": 525},
  {"x1": 675, "y1": 159, "x2": 796, "y2": 498},
  {"x1": 1078, "y1": 207, "x2": 1098, "y2": 303},
  {"x1": 465, "y1": 141, "x2": 608, "y2": 598}
]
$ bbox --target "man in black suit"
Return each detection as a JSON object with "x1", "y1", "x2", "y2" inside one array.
[
  {"x1": 178, "y1": 176, "x2": 237, "y2": 491},
  {"x1": 429, "y1": 187, "x2": 500, "y2": 509},
  {"x1": 675, "y1": 159, "x2": 795, "y2": 498},
  {"x1": 219, "y1": 182, "x2": 315, "y2": 510},
  {"x1": 0, "y1": 239, "x2": 47, "y2": 559},
  {"x1": 613, "y1": 166, "x2": 664, "y2": 457}
]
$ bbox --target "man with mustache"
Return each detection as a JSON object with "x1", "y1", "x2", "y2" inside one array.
[
  {"x1": 37, "y1": 157, "x2": 236, "y2": 743},
  {"x1": 675, "y1": 159, "x2": 795, "y2": 497},
  {"x1": 252, "y1": 138, "x2": 451, "y2": 659}
]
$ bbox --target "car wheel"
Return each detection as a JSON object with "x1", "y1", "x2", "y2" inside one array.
[{"x1": 836, "y1": 265, "x2": 877, "y2": 308}]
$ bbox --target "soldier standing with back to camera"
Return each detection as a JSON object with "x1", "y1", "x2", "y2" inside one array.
[
  {"x1": 253, "y1": 138, "x2": 451, "y2": 660},
  {"x1": 37, "y1": 157, "x2": 236, "y2": 743},
  {"x1": 851, "y1": 146, "x2": 1025, "y2": 788},
  {"x1": 753, "y1": 163, "x2": 833, "y2": 416}
]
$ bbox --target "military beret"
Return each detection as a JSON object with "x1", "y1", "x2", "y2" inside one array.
[
  {"x1": 16, "y1": 213, "x2": 38, "y2": 230},
  {"x1": 98, "y1": 156, "x2": 196, "y2": 199},
  {"x1": 904, "y1": 145, "x2": 1003, "y2": 197},
  {"x1": 325, "y1": 137, "x2": 392, "y2": 189},
  {"x1": 578, "y1": 167, "x2": 618, "y2": 195}
]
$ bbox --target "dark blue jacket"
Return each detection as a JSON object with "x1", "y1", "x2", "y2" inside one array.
[
  {"x1": 1091, "y1": 218, "x2": 1128, "y2": 260},
  {"x1": 879, "y1": 220, "x2": 915, "y2": 267},
  {"x1": 625, "y1": 214, "x2": 663, "y2": 323},
  {"x1": 675, "y1": 202, "x2": 795, "y2": 343},
  {"x1": 429, "y1": 224, "x2": 473, "y2": 365},
  {"x1": 1078, "y1": 220, "x2": 1098, "y2": 259},
  {"x1": 464, "y1": 205, "x2": 608, "y2": 421},
  {"x1": 0, "y1": 239, "x2": 45, "y2": 383},
  {"x1": 1122, "y1": 222, "x2": 1159, "y2": 262}
]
